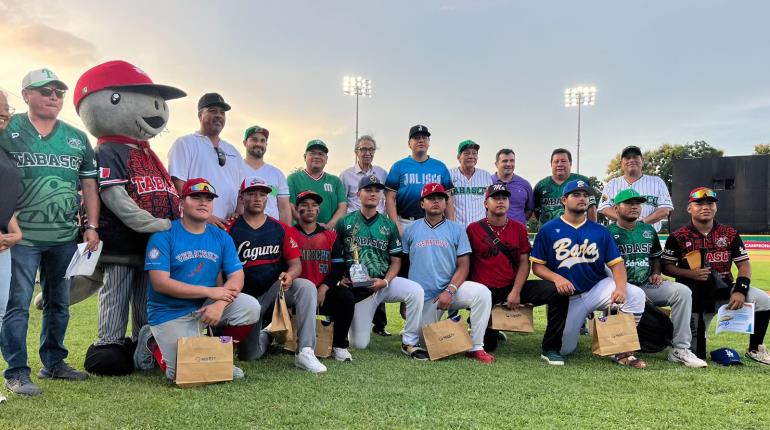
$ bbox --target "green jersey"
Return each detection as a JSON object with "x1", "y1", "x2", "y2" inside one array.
[
  {"x1": 533, "y1": 173, "x2": 596, "y2": 224},
  {"x1": 0, "y1": 114, "x2": 96, "y2": 245},
  {"x1": 335, "y1": 211, "x2": 402, "y2": 279},
  {"x1": 287, "y1": 170, "x2": 346, "y2": 224},
  {"x1": 607, "y1": 222, "x2": 662, "y2": 285}
]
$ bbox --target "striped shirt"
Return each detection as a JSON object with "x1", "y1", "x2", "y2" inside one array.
[
  {"x1": 450, "y1": 167, "x2": 492, "y2": 227},
  {"x1": 598, "y1": 174, "x2": 673, "y2": 232}
]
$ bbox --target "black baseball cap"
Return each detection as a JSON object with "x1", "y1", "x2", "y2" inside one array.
[
  {"x1": 485, "y1": 183, "x2": 511, "y2": 199},
  {"x1": 296, "y1": 190, "x2": 323, "y2": 205},
  {"x1": 409, "y1": 124, "x2": 431, "y2": 139},
  {"x1": 358, "y1": 175, "x2": 386, "y2": 191},
  {"x1": 198, "y1": 92, "x2": 231, "y2": 111},
  {"x1": 621, "y1": 145, "x2": 642, "y2": 158}
]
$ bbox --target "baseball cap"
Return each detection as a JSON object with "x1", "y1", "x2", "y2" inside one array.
[
  {"x1": 244, "y1": 125, "x2": 269, "y2": 140},
  {"x1": 22, "y1": 68, "x2": 68, "y2": 90},
  {"x1": 305, "y1": 139, "x2": 329, "y2": 153},
  {"x1": 420, "y1": 183, "x2": 449, "y2": 200},
  {"x1": 457, "y1": 140, "x2": 480, "y2": 155},
  {"x1": 198, "y1": 93, "x2": 231, "y2": 111},
  {"x1": 74, "y1": 60, "x2": 186, "y2": 111},
  {"x1": 710, "y1": 347, "x2": 743, "y2": 366},
  {"x1": 240, "y1": 176, "x2": 272, "y2": 194},
  {"x1": 613, "y1": 189, "x2": 647, "y2": 205},
  {"x1": 485, "y1": 183, "x2": 511, "y2": 199},
  {"x1": 688, "y1": 187, "x2": 718, "y2": 203},
  {"x1": 181, "y1": 178, "x2": 218, "y2": 198},
  {"x1": 621, "y1": 145, "x2": 643, "y2": 158},
  {"x1": 562, "y1": 179, "x2": 593, "y2": 197},
  {"x1": 358, "y1": 174, "x2": 386, "y2": 191},
  {"x1": 296, "y1": 190, "x2": 323, "y2": 205},
  {"x1": 409, "y1": 124, "x2": 431, "y2": 139}
]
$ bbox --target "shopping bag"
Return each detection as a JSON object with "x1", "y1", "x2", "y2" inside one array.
[
  {"x1": 175, "y1": 335, "x2": 234, "y2": 388},
  {"x1": 490, "y1": 305, "x2": 534, "y2": 333},
  {"x1": 422, "y1": 316, "x2": 473, "y2": 361},
  {"x1": 284, "y1": 315, "x2": 334, "y2": 358},
  {"x1": 271, "y1": 289, "x2": 295, "y2": 343},
  {"x1": 590, "y1": 309, "x2": 641, "y2": 356}
]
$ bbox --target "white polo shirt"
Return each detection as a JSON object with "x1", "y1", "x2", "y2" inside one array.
[{"x1": 339, "y1": 164, "x2": 388, "y2": 213}]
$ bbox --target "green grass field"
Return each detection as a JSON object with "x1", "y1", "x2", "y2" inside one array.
[{"x1": 2, "y1": 254, "x2": 770, "y2": 429}]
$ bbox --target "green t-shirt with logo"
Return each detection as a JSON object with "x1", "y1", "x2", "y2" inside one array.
[
  {"x1": 607, "y1": 222, "x2": 663, "y2": 285},
  {"x1": 287, "y1": 170, "x2": 346, "y2": 224},
  {"x1": 533, "y1": 173, "x2": 597, "y2": 224},
  {"x1": 0, "y1": 114, "x2": 97, "y2": 245},
  {"x1": 335, "y1": 211, "x2": 402, "y2": 279}
]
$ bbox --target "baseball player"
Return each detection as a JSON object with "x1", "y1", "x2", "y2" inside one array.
[
  {"x1": 598, "y1": 145, "x2": 673, "y2": 232},
  {"x1": 607, "y1": 189, "x2": 707, "y2": 367},
  {"x1": 533, "y1": 148, "x2": 597, "y2": 223},
  {"x1": 530, "y1": 180, "x2": 647, "y2": 367},
  {"x1": 450, "y1": 140, "x2": 493, "y2": 227},
  {"x1": 662, "y1": 187, "x2": 770, "y2": 364},
  {"x1": 403, "y1": 183, "x2": 495, "y2": 363}
]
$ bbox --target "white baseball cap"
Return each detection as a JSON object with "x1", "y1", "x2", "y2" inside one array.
[{"x1": 22, "y1": 68, "x2": 68, "y2": 90}]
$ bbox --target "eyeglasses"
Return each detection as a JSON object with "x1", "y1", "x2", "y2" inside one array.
[
  {"x1": 356, "y1": 147, "x2": 376, "y2": 153},
  {"x1": 214, "y1": 147, "x2": 226, "y2": 167},
  {"x1": 1, "y1": 105, "x2": 14, "y2": 115},
  {"x1": 188, "y1": 182, "x2": 217, "y2": 194},
  {"x1": 690, "y1": 188, "x2": 717, "y2": 201},
  {"x1": 34, "y1": 87, "x2": 67, "y2": 99}
]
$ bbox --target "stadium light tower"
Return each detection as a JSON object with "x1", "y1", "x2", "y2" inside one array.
[
  {"x1": 343, "y1": 75, "x2": 372, "y2": 143},
  {"x1": 564, "y1": 86, "x2": 596, "y2": 174}
]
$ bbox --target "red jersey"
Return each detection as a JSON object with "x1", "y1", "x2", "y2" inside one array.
[
  {"x1": 292, "y1": 224, "x2": 344, "y2": 287},
  {"x1": 466, "y1": 218, "x2": 531, "y2": 289}
]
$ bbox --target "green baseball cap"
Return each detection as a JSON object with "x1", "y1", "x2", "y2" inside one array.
[
  {"x1": 457, "y1": 140, "x2": 480, "y2": 155},
  {"x1": 243, "y1": 125, "x2": 269, "y2": 140},
  {"x1": 305, "y1": 139, "x2": 328, "y2": 153},
  {"x1": 613, "y1": 189, "x2": 647, "y2": 205}
]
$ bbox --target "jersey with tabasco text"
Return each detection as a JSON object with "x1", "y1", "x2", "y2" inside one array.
[
  {"x1": 335, "y1": 211, "x2": 402, "y2": 279},
  {"x1": 607, "y1": 222, "x2": 662, "y2": 285},
  {"x1": 293, "y1": 224, "x2": 344, "y2": 287},
  {"x1": 533, "y1": 173, "x2": 596, "y2": 224}
]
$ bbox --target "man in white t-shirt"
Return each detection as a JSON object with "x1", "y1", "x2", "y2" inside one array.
[
  {"x1": 449, "y1": 140, "x2": 492, "y2": 227},
  {"x1": 168, "y1": 93, "x2": 244, "y2": 228},
  {"x1": 241, "y1": 125, "x2": 291, "y2": 224}
]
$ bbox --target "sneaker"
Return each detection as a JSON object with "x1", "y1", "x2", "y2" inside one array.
[
  {"x1": 668, "y1": 347, "x2": 708, "y2": 368},
  {"x1": 295, "y1": 347, "x2": 327, "y2": 373},
  {"x1": 0, "y1": 392, "x2": 6, "y2": 404},
  {"x1": 134, "y1": 324, "x2": 156, "y2": 371},
  {"x1": 332, "y1": 347, "x2": 353, "y2": 362},
  {"x1": 259, "y1": 330, "x2": 273, "y2": 353},
  {"x1": 466, "y1": 349, "x2": 496, "y2": 363},
  {"x1": 612, "y1": 352, "x2": 647, "y2": 369},
  {"x1": 232, "y1": 366, "x2": 245, "y2": 380},
  {"x1": 540, "y1": 350, "x2": 566, "y2": 366},
  {"x1": 497, "y1": 332, "x2": 507, "y2": 341},
  {"x1": 33, "y1": 293, "x2": 44, "y2": 310},
  {"x1": 373, "y1": 328, "x2": 392, "y2": 337},
  {"x1": 4, "y1": 374, "x2": 42, "y2": 396},
  {"x1": 746, "y1": 345, "x2": 770, "y2": 365},
  {"x1": 38, "y1": 362, "x2": 89, "y2": 380},
  {"x1": 401, "y1": 344, "x2": 430, "y2": 361}
]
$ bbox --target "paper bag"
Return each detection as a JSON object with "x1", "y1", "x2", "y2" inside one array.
[
  {"x1": 284, "y1": 316, "x2": 334, "y2": 358},
  {"x1": 490, "y1": 305, "x2": 534, "y2": 333},
  {"x1": 422, "y1": 317, "x2": 473, "y2": 361},
  {"x1": 590, "y1": 311, "x2": 641, "y2": 356},
  {"x1": 271, "y1": 289, "x2": 295, "y2": 343},
  {"x1": 175, "y1": 335, "x2": 234, "y2": 388},
  {"x1": 685, "y1": 250, "x2": 701, "y2": 269}
]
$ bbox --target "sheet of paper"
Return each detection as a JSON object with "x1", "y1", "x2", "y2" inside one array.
[
  {"x1": 715, "y1": 302, "x2": 754, "y2": 334},
  {"x1": 64, "y1": 241, "x2": 103, "y2": 279}
]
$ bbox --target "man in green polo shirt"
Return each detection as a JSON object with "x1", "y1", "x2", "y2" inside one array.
[
  {"x1": 533, "y1": 148, "x2": 597, "y2": 223},
  {"x1": 0, "y1": 68, "x2": 101, "y2": 396},
  {"x1": 287, "y1": 139, "x2": 346, "y2": 227}
]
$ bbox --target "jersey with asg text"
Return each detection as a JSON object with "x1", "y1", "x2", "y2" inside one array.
[
  {"x1": 0, "y1": 114, "x2": 97, "y2": 245},
  {"x1": 385, "y1": 156, "x2": 454, "y2": 219},
  {"x1": 287, "y1": 170, "x2": 346, "y2": 224},
  {"x1": 606, "y1": 222, "x2": 662, "y2": 285},
  {"x1": 227, "y1": 216, "x2": 300, "y2": 299},
  {"x1": 533, "y1": 173, "x2": 597, "y2": 224},
  {"x1": 450, "y1": 167, "x2": 493, "y2": 227},
  {"x1": 293, "y1": 224, "x2": 344, "y2": 287},
  {"x1": 530, "y1": 217, "x2": 623, "y2": 293}
]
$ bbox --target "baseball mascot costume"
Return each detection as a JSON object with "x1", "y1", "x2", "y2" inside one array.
[{"x1": 74, "y1": 60, "x2": 186, "y2": 375}]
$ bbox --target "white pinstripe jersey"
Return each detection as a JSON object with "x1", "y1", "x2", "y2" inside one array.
[
  {"x1": 450, "y1": 167, "x2": 493, "y2": 227},
  {"x1": 598, "y1": 174, "x2": 673, "y2": 232}
]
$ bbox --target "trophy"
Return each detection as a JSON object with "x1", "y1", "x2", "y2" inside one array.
[{"x1": 348, "y1": 228, "x2": 374, "y2": 288}]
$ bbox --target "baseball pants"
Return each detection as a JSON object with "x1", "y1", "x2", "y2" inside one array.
[
  {"x1": 638, "y1": 280, "x2": 693, "y2": 349},
  {"x1": 561, "y1": 277, "x2": 646, "y2": 356},
  {"x1": 350, "y1": 277, "x2": 425, "y2": 349},
  {"x1": 95, "y1": 264, "x2": 148, "y2": 345},
  {"x1": 421, "y1": 281, "x2": 491, "y2": 352}
]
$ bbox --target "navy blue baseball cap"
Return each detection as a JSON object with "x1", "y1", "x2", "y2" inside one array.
[
  {"x1": 358, "y1": 174, "x2": 386, "y2": 191},
  {"x1": 710, "y1": 347, "x2": 743, "y2": 366},
  {"x1": 562, "y1": 179, "x2": 593, "y2": 197}
]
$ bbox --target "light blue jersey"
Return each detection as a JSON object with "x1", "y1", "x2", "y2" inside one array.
[
  {"x1": 385, "y1": 156, "x2": 454, "y2": 219},
  {"x1": 402, "y1": 218, "x2": 471, "y2": 300}
]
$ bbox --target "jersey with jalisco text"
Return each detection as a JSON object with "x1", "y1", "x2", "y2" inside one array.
[{"x1": 606, "y1": 222, "x2": 662, "y2": 285}]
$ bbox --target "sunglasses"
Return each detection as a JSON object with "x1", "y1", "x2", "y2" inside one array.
[
  {"x1": 34, "y1": 87, "x2": 67, "y2": 99},
  {"x1": 690, "y1": 188, "x2": 717, "y2": 201},
  {"x1": 1, "y1": 105, "x2": 14, "y2": 115},
  {"x1": 188, "y1": 182, "x2": 217, "y2": 194},
  {"x1": 214, "y1": 147, "x2": 227, "y2": 167}
]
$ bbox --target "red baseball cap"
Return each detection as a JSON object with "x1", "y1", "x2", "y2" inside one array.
[
  {"x1": 240, "y1": 176, "x2": 272, "y2": 194},
  {"x1": 181, "y1": 178, "x2": 218, "y2": 198},
  {"x1": 688, "y1": 187, "x2": 718, "y2": 203},
  {"x1": 420, "y1": 183, "x2": 449, "y2": 200},
  {"x1": 296, "y1": 190, "x2": 323, "y2": 205},
  {"x1": 74, "y1": 60, "x2": 186, "y2": 111}
]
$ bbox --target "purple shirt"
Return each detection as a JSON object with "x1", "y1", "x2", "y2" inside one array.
[{"x1": 491, "y1": 173, "x2": 533, "y2": 224}]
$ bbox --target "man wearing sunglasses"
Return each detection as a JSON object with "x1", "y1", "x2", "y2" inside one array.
[
  {"x1": 0, "y1": 69, "x2": 100, "y2": 396},
  {"x1": 168, "y1": 93, "x2": 244, "y2": 229},
  {"x1": 662, "y1": 187, "x2": 770, "y2": 364}
]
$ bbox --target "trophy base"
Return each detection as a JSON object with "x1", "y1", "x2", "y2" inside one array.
[{"x1": 352, "y1": 280, "x2": 374, "y2": 288}]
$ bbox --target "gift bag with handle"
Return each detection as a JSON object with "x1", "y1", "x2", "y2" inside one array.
[
  {"x1": 422, "y1": 316, "x2": 473, "y2": 361},
  {"x1": 590, "y1": 307, "x2": 641, "y2": 356}
]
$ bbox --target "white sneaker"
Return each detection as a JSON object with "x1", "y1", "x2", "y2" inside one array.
[
  {"x1": 332, "y1": 347, "x2": 353, "y2": 362},
  {"x1": 0, "y1": 392, "x2": 6, "y2": 404},
  {"x1": 746, "y1": 345, "x2": 770, "y2": 365},
  {"x1": 233, "y1": 365, "x2": 245, "y2": 380},
  {"x1": 295, "y1": 347, "x2": 327, "y2": 373},
  {"x1": 668, "y1": 347, "x2": 708, "y2": 368}
]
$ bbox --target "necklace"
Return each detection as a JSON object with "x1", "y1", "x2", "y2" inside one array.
[{"x1": 485, "y1": 218, "x2": 507, "y2": 236}]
